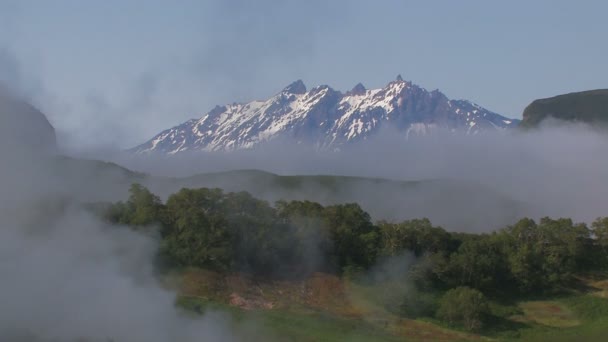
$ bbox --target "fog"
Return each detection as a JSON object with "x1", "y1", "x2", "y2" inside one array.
[
  {"x1": 100, "y1": 121, "x2": 608, "y2": 229},
  {"x1": 0, "y1": 148, "x2": 269, "y2": 340},
  {"x1": 0, "y1": 208, "x2": 243, "y2": 341}
]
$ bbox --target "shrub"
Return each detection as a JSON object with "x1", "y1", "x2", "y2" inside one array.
[{"x1": 436, "y1": 286, "x2": 489, "y2": 331}]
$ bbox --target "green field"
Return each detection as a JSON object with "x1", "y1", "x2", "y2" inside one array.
[{"x1": 170, "y1": 270, "x2": 608, "y2": 341}]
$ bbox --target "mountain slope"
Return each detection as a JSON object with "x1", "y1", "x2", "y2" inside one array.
[
  {"x1": 521, "y1": 89, "x2": 608, "y2": 128},
  {"x1": 41, "y1": 156, "x2": 526, "y2": 232},
  {"x1": 132, "y1": 76, "x2": 519, "y2": 153},
  {"x1": 0, "y1": 86, "x2": 56, "y2": 155},
  {"x1": 155, "y1": 169, "x2": 525, "y2": 232}
]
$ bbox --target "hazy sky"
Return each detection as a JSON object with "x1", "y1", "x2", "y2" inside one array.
[{"x1": 1, "y1": 0, "x2": 607, "y2": 148}]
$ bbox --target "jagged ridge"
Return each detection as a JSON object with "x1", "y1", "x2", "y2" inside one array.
[{"x1": 132, "y1": 76, "x2": 519, "y2": 154}]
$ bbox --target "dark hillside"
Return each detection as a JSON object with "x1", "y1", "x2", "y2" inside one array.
[{"x1": 521, "y1": 89, "x2": 608, "y2": 127}]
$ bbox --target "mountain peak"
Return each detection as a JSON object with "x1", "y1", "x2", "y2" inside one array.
[
  {"x1": 209, "y1": 105, "x2": 227, "y2": 116},
  {"x1": 131, "y1": 76, "x2": 519, "y2": 154},
  {"x1": 348, "y1": 83, "x2": 367, "y2": 96},
  {"x1": 283, "y1": 80, "x2": 307, "y2": 94}
]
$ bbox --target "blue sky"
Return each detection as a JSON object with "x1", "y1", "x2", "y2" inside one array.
[{"x1": 1, "y1": 0, "x2": 607, "y2": 148}]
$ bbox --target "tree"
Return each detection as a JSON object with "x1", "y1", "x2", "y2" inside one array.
[
  {"x1": 445, "y1": 235, "x2": 507, "y2": 292},
  {"x1": 436, "y1": 286, "x2": 489, "y2": 331},
  {"x1": 592, "y1": 217, "x2": 608, "y2": 263},
  {"x1": 378, "y1": 219, "x2": 454, "y2": 257},
  {"x1": 323, "y1": 203, "x2": 380, "y2": 271},
  {"x1": 223, "y1": 192, "x2": 294, "y2": 275},
  {"x1": 536, "y1": 217, "x2": 591, "y2": 283},
  {"x1": 104, "y1": 183, "x2": 164, "y2": 227},
  {"x1": 162, "y1": 188, "x2": 232, "y2": 270},
  {"x1": 276, "y1": 200, "x2": 332, "y2": 273},
  {"x1": 499, "y1": 217, "x2": 591, "y2": 293},
  {"x1": 125, "y1": 183, "x2": 164, "y2": 226}
]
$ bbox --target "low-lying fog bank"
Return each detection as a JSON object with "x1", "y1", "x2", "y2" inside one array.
[{"x1": 99, "y1": 123, "x2": 608, "y2": 230}]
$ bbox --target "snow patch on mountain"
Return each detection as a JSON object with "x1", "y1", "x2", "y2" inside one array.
[{"x1": 132, "y1": 77, "x2": 519, "y2": 154}]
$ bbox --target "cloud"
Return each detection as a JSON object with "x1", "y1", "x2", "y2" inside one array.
[
  {"x1": 0, "y1": 205, "x2": 249, "y2": 341},
  {"x1": 0, "y1": 47, "x2": 45, "y2": 102}
]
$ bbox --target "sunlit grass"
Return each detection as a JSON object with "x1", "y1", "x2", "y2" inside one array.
[{"x1": 172, "y1": 268, "x2": 608, "y2": 341}]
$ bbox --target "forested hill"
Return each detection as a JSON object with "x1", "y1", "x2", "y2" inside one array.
[
  {"x1": 521, "y1": 89, "x2": 608, "y2": 127},
  {"x1": 163, "y1": 170, "x2": 525, "y2": 232},
  {"x1": 47, "y1": 157, "x2": 525, "y2": 232}
]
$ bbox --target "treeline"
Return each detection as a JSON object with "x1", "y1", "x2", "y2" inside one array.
[
  {"x1": 103, "y1": 184, "x2": 379, "y2": 275},
  {"x1": 103, "y1": 184, "x2": 608, "y2": 291},
  {"x1": 102, "y1": 184, "x2": 608, "y2": 330}
]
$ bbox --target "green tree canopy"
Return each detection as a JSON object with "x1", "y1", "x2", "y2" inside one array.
[{"x1": 323, "y1": 203, "x2": 380, "y2": 271}]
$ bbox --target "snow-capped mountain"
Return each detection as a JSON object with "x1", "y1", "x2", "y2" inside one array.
[{"x1": 132, "y1": 76, "x2": 519, "y2": 154}]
